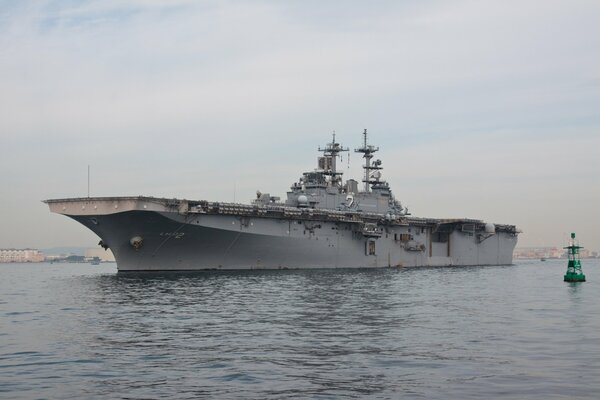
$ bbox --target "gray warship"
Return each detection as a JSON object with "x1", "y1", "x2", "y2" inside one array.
[{"x1": 45, "y1": 130, "x2": 519, "y2": 271}]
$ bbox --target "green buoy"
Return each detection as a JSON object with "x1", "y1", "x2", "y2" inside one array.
[{"x1": 564, "y1": 232, "x2": 586, "y2": 282}]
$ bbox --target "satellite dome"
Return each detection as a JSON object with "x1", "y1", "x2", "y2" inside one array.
[
  {"x1": 297, "y1": 195, "x2": 309, "y2": 207},
  {"x1": 484, "y1": 223, "x2": 496, "y2": 234}
]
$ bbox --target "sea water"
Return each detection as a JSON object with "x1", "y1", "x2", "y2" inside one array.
[{"x1": 1, "y1": 260, "x2": 599, "y2": 399}]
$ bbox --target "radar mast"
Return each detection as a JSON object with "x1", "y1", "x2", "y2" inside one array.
[
  {"x1": 354, "y1": 129, "x2": 381, "y2": 192},
  {"x1": 318, "y1": 132, "x2": 349, "y2": 186}
]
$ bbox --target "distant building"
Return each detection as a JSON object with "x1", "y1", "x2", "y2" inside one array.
[
  {"x1": 513, "y1": 247, "x2": 565, "y2": 259},
  {"x1": 514, "y1": 247, "x2": 598, "y2": 259},
  {"x1": 579, "y1": 248, "x2": 591, "y2": 258},
  {"x1": 64, "y1": 255, "x2": 85, "y2": 263},
  {"x1": 84, "y1": 248, "x2": 116, "y2": 262},
  {"x1": 0, "y1": 249, "x2": 45, "y2": 263}
]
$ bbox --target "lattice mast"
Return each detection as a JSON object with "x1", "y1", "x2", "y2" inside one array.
[
  {"x1": 318, "y1": 132, "x2": 349, "y2": 186},
  {"x1": 354, "y1": 129, "x2": 381, "y2": 193}
]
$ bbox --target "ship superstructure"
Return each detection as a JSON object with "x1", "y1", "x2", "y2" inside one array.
[
  {"x1": 45, "y1": 130, "x2": 519, "y2": 271},
  {"x1": 276, "y1": 130, "x2": 404, "y2": 216}
]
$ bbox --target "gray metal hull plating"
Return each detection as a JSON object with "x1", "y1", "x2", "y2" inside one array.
[
  {"x1": 70, "y1": 208, "x2": 517, "y2": 271},
  {"x1": 46, "y1": 133, "x2": 520, "y2": 270}
]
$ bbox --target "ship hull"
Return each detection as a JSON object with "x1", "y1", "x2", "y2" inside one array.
[{"x1": 52, "y1": 198, "x2": 518, "y2": 271}]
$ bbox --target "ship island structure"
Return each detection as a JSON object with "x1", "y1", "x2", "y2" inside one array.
[{"x1": 45, "y1": 130, "x2": 519, "y2": 271}]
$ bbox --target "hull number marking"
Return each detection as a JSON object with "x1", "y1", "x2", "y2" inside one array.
[{"x1": 160, "y1": 232, "x2": 185, "y2": 239}]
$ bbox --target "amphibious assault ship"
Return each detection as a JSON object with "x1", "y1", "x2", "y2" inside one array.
[{"x1": 45, "y1": 130, "x2": 519, "y2": 271}]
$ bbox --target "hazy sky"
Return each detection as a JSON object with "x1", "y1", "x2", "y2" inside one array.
[{"x1": 1, "y1": 0, "x2": 599, "y2": 250}]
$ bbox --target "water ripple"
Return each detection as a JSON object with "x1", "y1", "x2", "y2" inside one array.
[{"x1": 1, "y1": 261, "x2": 600, "y2": 399}]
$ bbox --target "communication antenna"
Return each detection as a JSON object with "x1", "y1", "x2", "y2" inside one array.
[{"x1": 87, "y1": 165, "x2": 90, "y2": 198}]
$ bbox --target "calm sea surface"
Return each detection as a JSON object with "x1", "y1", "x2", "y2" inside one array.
[{"x1": 1, "y1": 260, "x2": 599, "y2": 399}]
